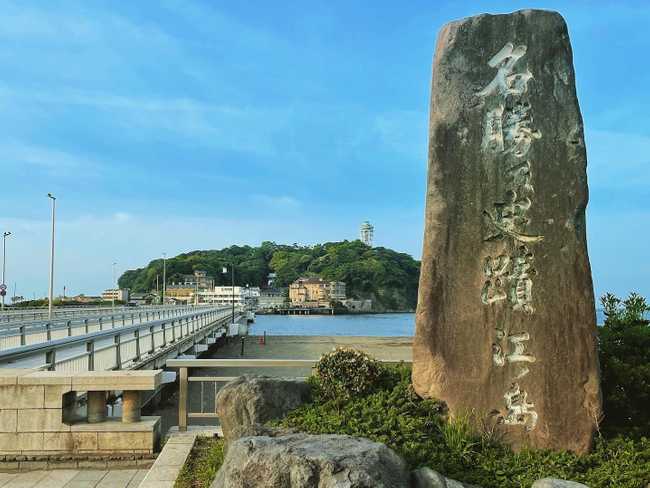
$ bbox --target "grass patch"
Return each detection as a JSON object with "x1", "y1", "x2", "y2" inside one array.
[
  {"x1": 174, "y1": 436, "x2": 225, "y2": 488},
  {"x1": 279, "y1": 364, "x2": 650, "y2": 488}
]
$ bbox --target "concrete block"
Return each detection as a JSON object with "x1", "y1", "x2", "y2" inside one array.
[
  {"x1": 0, "y1": 410, "x2": 17, "y2": 432},
  {"x1": 18, "y1": 371, "x2": 73, "y2": 386},
  {"x1": 97, "y1": 431, "x2": 153, "y2": 451},
  {"x1": 0, "y1": 386, "x2": 45, "y2": 409},
  {"x1": 17, "y1": 432, "x2": 45, "y2": 451},
  {"x1": 44, "y1": 385, "x2": 74, "y2": 408},
  {"x1": 72, "y1": 432, "x2": 98, "y2": 451},
  {"x1": 0, "y1": 433, "x2": 17, "y2": 451},
  {"x1": 17, "y1": 409, "x2": 70, "y2": 432},
  {"x1": 43, "y1": 432, "x2": 73, "y2": 451},
  {"x1": 0, "y1": 369, "x2": 33, "y2": 386},
  {"x1": 72, "y1": 370, "x2": 162, "y2": 391}
]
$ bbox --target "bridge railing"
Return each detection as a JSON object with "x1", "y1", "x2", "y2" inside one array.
[
  {"x1": 0, "y1": 303, "x2": 211, "y2": 323},
  {"x1": 166, "y1": 357, "x2": 411, "y2": 432},
  {"x1": 0, "y1": 307, "x2": 237, "y2": 372},
  {"x1": 0, "y1": 305, "x2": 212, "y2": 351}
]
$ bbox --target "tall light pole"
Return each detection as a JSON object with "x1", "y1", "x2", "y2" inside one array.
[
  {"x1": 222, "y1": 265, "x2": 235, "y2": 326},
  {"x1": 112, "y1": 262, "x2": 117, "y2": 311},
  {"x1": 47, "y1": 193, "x2": 56, "y2": 320},
  {"x1": 162, "y1": 253, "x2": 167, "y2": 305},
  {"x1": 1, "y1": 231, "x2": 11, "y2": 311}
]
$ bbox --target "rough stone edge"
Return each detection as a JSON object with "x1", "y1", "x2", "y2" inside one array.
[
  {"x1": 0, "y1": 453, "x2": 156, "y2": 472},
  {"x1": 138, "y1": 427, "x2": 221, "y2": 488}
]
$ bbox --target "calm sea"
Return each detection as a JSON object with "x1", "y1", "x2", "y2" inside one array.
[{"x1": 249, "y1": 310, "x2": 607, "y2": 337}]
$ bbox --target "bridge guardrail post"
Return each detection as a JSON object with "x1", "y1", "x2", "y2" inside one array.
[
  {"x1": 67, "y1": 320, "x2": 72, "y2": 337},
  {"x1": 149, "y1": 326, "x2": 155, "y2": 354},
  {"x1": 179, "y1": 366, "x2": 188, "y2": 432},
  {"x1": 45, "y1": 350, "x2": 56, "y2": 371},
  {"x1": 46, "y1": 323, "x2": 52, "y2": 341},
  {"x1": 134, "y1": 330, "x2": 141, "y2": 362},
  {"x1": 98, "y1": 317, "x2": 103, "y2": 331},
  {"x1": 84, "y1": 319, "x2": 89, "y2": 334},
  {"x1": 19, "y1": 326, "x2": 26, "y2": 346},
  {"x1": 162, "y1": 323, "x2": 167, "y2": 346},
  {"x1": 87, "y1": 341, "x2": 95, "y2": 371},
  {"x1": 114, "y1": 335, "x2": 122, "y2": 369}
]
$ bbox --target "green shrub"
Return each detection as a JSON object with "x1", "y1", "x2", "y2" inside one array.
[
  {"x1": 313, "y1": 347, "x2": 388, "y2": 401},
  {"x1": 280, "y1": 353, "x2": 650, "y2": 488},
  {"x1": 599, "y1": 292, "x2": 650, "y2": 437}
]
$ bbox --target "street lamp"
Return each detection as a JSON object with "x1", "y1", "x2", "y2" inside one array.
[
  {"x1": 222, "y1": 265, "x2": 235, "y2": 326},
  {"x1": 1, "y1": 231, "x2": 11, "y2": 311},
  {"x1": 47, "y1": 193, "x2": 56, "y2": 320}
]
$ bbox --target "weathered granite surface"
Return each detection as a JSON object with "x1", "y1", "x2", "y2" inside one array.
[
  {"x1": 412, "y1": 9, "x2": 601, "y2": 453},
  {"x1": 212, "y1": 433, "x2": 410, "y2": 488},
  {"x1": 412, "y1": 467, "x2": 479, "y2": 487},
  {"x1": 215, "y1": 375, "x2": 310, "y2": 445},
  {"x1": 531, "y1": 479, "x2": 589, "y2": 488}
]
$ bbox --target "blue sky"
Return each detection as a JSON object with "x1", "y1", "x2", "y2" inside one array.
[{"x1": 1, "y1": 0, "x2": 648, "y2": 300}]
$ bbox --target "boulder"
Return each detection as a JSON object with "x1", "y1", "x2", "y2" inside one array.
[
  {"x1": 412, "y1": 9, "x2": 601, "y2": 453},
  {"x1": 532, "y1": 479, "x2": 589, "y2": 488},
  {"x1": 412, "y1": 467, "x2": 480, "y2": 487},
  {"x1": 212, "y1": 433, "x2": 410, "y2": 488},
  {"x1": 215, "y1": 375, "x2": 311, "y2": 444}
]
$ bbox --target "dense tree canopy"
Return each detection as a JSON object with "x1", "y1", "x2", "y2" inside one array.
[{"x1": 118, "y1": 241, "x2": 420, "y2": 311}]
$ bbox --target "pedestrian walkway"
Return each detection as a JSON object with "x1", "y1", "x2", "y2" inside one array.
[{"x1": 0, "y1": 469, "x2": 147, "y2": 488}]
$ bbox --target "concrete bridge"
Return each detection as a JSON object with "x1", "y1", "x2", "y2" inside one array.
[{"x1": 0, "y1": 305, "x2": 243, "y2": 372}]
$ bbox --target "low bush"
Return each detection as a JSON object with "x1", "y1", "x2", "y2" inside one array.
[
  {"x1": 313, "y1": 347, "x2": 388, "y2": 402},
  {"x1": 281, "y1": 360, "x2": 650, "y2": 488}
]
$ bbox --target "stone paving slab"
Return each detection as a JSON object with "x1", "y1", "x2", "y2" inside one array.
[{"x1": 0, "y1": 469, "x2": 147, "y2": 488}]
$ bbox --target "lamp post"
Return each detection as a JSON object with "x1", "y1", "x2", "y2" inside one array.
[
  {"x1": 1, "y1": 231, "x2": 11, "y2": 311},
  {"x1": 222, "y1": 265, "x2": 235, "y2": 326},
  {"x1": 47, "y1": 193, "x2": 56, "y2": 320},
  {"x1": 162, "y1": 253, "x2": 167, "y2": 305}
]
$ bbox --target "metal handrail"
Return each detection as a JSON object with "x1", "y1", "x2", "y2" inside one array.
[
  {"x1": 0, "y1": 305, "x2": 218, "y2": 351},
  {"x1": 167, "y1": 358, "x2": 412, "y2": 431},
  {"x1": 0, "y1": 307, "x2": 239, "y2": 372}
]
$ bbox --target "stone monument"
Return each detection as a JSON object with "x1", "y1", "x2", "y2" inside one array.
[{"x1": 412, "y1": 9, "x2": 601, "y2": 453}]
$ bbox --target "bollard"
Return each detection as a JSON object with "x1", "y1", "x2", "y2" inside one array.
[
  {"x1": 263, "y1": 330, "x2": 266, "y2": 345},
  {"x1": 240, "y1": 336, "x2": 245, "y2": 357}
]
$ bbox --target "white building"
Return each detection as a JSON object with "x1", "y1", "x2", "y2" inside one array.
[
  {"x1": 360, "y1": 221, "x2": 374, "y2": 246},
  {"x1": 193, "y1": 286, "x2": 260, "y2": 308},
  {"x1": 101, "y1": 288, "x2": 130, "y2": 302}
]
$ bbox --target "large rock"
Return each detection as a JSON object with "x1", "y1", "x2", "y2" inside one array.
[
  {"x1": 216, "y1": 375, "x2": 310, "y2": 444},
  {"x1": 412, "y1": 9, "x2": 601, "y2": 453},
  {"x1": 532, "y1": 479, "x2": 589, "y2": 488},
  {"x1": 212, "y1": 433, "x2": 410, "y2": 488},
  {"x1": 412, "y1": 467, "x2": 479, "y2": 487}
]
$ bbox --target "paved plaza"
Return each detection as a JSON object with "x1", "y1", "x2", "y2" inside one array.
[{"x1": 0, "y1": 469, "x2": 146, "y2": 488}]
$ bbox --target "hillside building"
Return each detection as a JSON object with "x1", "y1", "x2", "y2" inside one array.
[{"x1": 289, "y1": 277, "x2": 346, "y2": 308}]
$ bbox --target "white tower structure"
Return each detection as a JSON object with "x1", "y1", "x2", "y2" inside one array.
[{"x1": 360, "y1": 221, "x2": 374, "y2": 247}]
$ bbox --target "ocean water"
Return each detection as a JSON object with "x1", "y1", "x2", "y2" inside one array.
[
  {"x1": 250, "y1": 313, "x2": 416, "y2": 337},
  {"x1": 249, "y1": 309, "x2": 607, "y2": 337}
]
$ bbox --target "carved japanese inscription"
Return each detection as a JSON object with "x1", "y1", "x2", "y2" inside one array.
[{"x1": 413, "y1": 9, "x2": 601, "y2": 453}]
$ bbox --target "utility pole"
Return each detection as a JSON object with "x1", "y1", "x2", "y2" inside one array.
[
  {"x1": 162, "y1": 253, "x2": 167, "y2": 305},
  {"x1": 231, "y1": 265, "x2": 235, "y2": 325},
  {"x1": 1, "y1": 231, "x2": 11, "y2": 311},
  {"x1": 47, "y1": 193, "x2": 56, "y2": 320}
]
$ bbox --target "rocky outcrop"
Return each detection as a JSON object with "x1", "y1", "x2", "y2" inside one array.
[
  {"x1": 412, "y1": 9, "x2": 601, "y2": 453},
  {"x1": 215, "y1": 375, "x2": 310, "y2": 444},
  {"x1": 211, "y1": 433, "x2": 410, "y2": 488},
  {"x1": 412, "y1": 467, "x2": 479, "y2": 487},
  {"x1": 532, "y1": 479, "x2": 589, "y2": 488}
]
